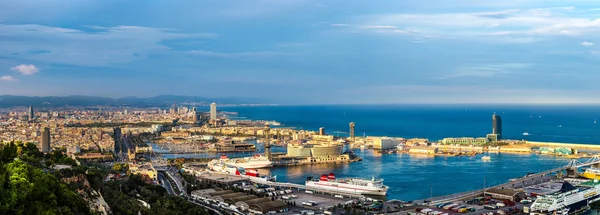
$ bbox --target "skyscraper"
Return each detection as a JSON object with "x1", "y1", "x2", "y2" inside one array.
[
  {"x1": 492, "y1": 113, "x2": 502, "y2": 140},
  {"x1": 319, "y1": 127, "x2": 325, "y2": 135},
  {"x1": 349, "y1": 122, "x2": 355, "y2": 142},
  {"x1": 210, "y1": 102, "x2": 217, "y2": 120},
  {"x1": 41, "y1": 127, "x2": 51, "y2": 153},
  {"x1": 28, "y1": 105, "x2": 34, "y2": 121},
  {"x1": 192, "y1": 111, "x2": 199, "y2": 123}
]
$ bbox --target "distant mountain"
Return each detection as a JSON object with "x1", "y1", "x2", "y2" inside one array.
[{"x1": 0, "y1": 95, "x2": 271, "y2": 107}]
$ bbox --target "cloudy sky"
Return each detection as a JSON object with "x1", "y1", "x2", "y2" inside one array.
[{"x1": 1, "y1": 0, "x2": 600, "y2": 104}]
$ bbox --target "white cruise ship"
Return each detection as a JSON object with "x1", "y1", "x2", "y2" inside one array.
[
  {"x1": 212, "y1": 154, "x2": 272, "y2": 169},
  {"x1": 208, "y1": 159, "x2": 276, "y2": 182},
  {"x1": 305, "y1": 173, "x2": 388, "y2": 196},
  {"x1": 530, "y1": 181, "x2": 600, "y2": 215}
]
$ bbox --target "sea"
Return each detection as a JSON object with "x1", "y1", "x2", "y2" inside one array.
[{"x1": 159, "y1": 105, "x2": 600, "y2": 201}]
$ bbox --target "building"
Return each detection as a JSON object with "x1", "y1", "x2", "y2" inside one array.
[
  {"x1": 492, "y1": 113, "x2": 502, "y2": 140},
  {"x1": 319, "y1": 127, "x2": 325, "y2": 135},
  {"x1": 408, "y1": 146, "x2": 438, "y2": 155},
  {"x1": 286, "y1": 142, "x2": 344, "y2": 157},
  {"x1": 484, "y1": 188, "x2": 526, "y2": 202},
  {"x1": 28, "y1": 105, "x2": 34, "y2": 120},
  {"x1": 41, "y1": 127, "x2": 51, "y2": 153},
  {"x1": 372, "y1": 137, "x2": 400, "y2": 150},
  {"x1": 440, "y1": 137, "x2": 489, "y2": 145},
  {"x1": 210, "y1": 102, "x2": 217, "y2": 120},
  {"x1": 192, "y1": 111, "x2": 199, "y2": 123},
  {"x1": 129, "y1": 162, "x2": 158, "y2": 181}
]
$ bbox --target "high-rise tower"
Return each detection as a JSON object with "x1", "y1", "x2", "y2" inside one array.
[
  {"x1": 492, "y1": 113, "x2": 502, "y2": 140},
  {"x1": 210, "y1": 102, "x2": 217, "y2": 121},
  {"x1": 41, "y1": 127, "x2": 51, "y2": 153},
  {"x1": 319, "y1": 127, "x2": 325, "y2": 135},
  {"x1": 28, "y1": 105, "x2": 34, "y2": 121},
  {"x1": 349, "y1": 122, "x2": 355, "y2": 142}
]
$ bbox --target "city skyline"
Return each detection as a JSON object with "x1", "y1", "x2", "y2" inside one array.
[{"x1": 2, "y1": 0, "x2": 600, "y2": 104}]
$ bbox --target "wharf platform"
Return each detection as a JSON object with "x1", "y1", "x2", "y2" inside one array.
[{"x1": 194, "y1": 171, "x2": 365, "y2": 198}]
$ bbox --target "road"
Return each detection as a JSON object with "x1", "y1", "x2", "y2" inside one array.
[{"x1": 158, "y1": 172, "x2": 175, "y2": 195}]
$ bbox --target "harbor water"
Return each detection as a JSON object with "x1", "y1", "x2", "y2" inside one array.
[{"x1": 161, "y1": 105, "x2": 600, "y2": 201}]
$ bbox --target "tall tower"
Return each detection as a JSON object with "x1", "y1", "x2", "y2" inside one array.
[
  {"x1": 492, "y1": 113, "x2": 502, "y2": 140},
  {"x1": 349, "y1": 122, "x2": 355, "y2": 142},
  {"x1": 41, "y1": 127, "x2": 51, "y2": 153},
  {"x1": 264, "y1": 123, "x2": 271, "y2": 160},
  {"x1": 319, "y1": 127, "x2": 325, "y2": 135},
  {"x1": 192, "y1": 111, "x2": 199, "y2": 124},
  {"x1": 28, "y1": 106, "x2": 34, "y2": 121},
  {"x1": 210, "y1": 102, "x2": 217, "y2": 121}
]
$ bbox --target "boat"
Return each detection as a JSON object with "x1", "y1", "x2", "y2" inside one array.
[
  {"x1": 523, "y1": 132, "x2": 530, "y2": 136},
  {"x1": 207, "y1": 159, "x2": 276, "y2": 182},
  {"x1": 529, "y1": 181, "x2": 600, "y2": 215},
  {"x1": 580, "y1": 168, "x2": 600, "y2": 180},
  {"x1": 214, "y1": 154, "x2": 273, "y2": 169},
  {"x1": 305, "y1": 173, "x2": 388, "y2": 196},
  {"x1": 482, "y1": 156, "x2": 491, "y2": 161}
]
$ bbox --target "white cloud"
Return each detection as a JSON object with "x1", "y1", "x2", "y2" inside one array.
[
  {"x1": 362, "y1": 25, "x2": 398, "y2": 29},
  {"x1": 438, "y1": 63, "x2": 530, "y2": 79},
  {"x1": 0, "y1": 76, "x2": 17, "y2": 82},
  {"x1": 10, "y1": 64, "x2": 39, "y2": 75},
  {"x1": 0, "y1": 24, "x2": 216, "y2": 66},
  {"x1": 188, "y1": 50, "x2": 291, "y2": 58},
  {"x1": 582, "y1": 41, "x2": 594, "y2": 46},
  {"x1": 351, "y1": 7, "x2": 600, "y2": 42},
  {"x1": 331, "y1": 24, "x2": 351, "y2": 27}
]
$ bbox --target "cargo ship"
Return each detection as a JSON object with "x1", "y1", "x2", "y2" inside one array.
[
  {"x1": 214, "y1": 154, "x2": 273, "y2": 169},
  {"x1": 305, "y1": 173, "x2": 388, "y2": 196},
  {"x1": 208, "y1": 159, "x2": 276, "y2": 183},
  {"x1": 529, "y1": 181, "x2": 600, "y2": 215}
]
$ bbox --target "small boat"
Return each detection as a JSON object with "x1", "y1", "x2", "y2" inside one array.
[
  {"x1": 523, "y1": 132, "x2": 530, "y2": 136},
  {"x1": 557, "y1": 125, "x2": 562, "y2": 128},
  {"x1": 482, "y1": 156, "x2": 491, "y2": 161},
  {"x1": 595, "y1": 119, "x2": 597, "y2": 124}
]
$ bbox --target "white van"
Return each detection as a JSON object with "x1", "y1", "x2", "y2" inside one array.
[
  {"x1": 305, "y1": 190, "x2": 314, "y2": 194},
  {"x1": 334, "y1": 195, "x2": 344, "y2": 199}
]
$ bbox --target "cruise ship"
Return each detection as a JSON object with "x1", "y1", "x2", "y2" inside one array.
[
  {"x1": 305, "y1": 173, "x2": 388, "y2": 196},
  {"x1": 208, "y1": 159, "x2": 276, "y2": 182},
  {"x1": 580, "y1": 168, "x2": 600, "y2": 180},
  {"x1": 214, "y1": 154, "x2": 273, "y2": 169},
  {"x1": 529, "y1": 181, "x2": 600, "y2": 215}
]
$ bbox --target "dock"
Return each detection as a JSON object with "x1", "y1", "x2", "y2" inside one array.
[{"x1": 194, "y1": 171, "x2": 365, "y2": 198}]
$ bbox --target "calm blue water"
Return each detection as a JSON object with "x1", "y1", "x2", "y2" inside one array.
[{"x1": 169, "y1": 105, "x2": 600, "y2": 201}]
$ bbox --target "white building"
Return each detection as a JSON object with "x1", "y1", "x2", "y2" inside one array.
[
  {"x1": 372, "y1": 137, "x2": 401, "y2": 150},
  {"x1": 210, "y1": 102, "x2": 217, "y2": 120}
]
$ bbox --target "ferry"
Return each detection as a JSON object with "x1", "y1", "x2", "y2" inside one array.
[
  {"x1": 214, "y1": 154, "x2": 273, "y2": 169},
  {"x1": 523, "y1": 132, "x2": 530, "y2": 136},
  {"x1": 580, "y1": 168, "x2": 600, "y2": 180},
  {"x1": 305, "y1": 173, "x2": 388, "y2": 196},
  {"x1": 529, "y1": 181, "x2": 600, "y2": 215},
  {"x1": 208, "y1": 159, "x2": 276, "y2": 182}
]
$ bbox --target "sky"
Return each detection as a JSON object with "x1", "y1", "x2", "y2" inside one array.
[{"x1": 1, "y1": 0, "x2": 600, "y2": 104}]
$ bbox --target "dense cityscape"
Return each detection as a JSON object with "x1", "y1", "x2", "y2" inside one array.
[{"x1": 4, "y1": 1, "x2": 600, "y2": 215}]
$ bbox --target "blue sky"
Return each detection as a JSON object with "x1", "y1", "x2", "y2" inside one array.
[{"x1": 1, "y1": 0, "x2": 600, "y2": 104}]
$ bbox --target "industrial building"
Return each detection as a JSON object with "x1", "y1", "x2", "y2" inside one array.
[
  {"x1": 372, "y1": 137, "x2": 401, "y2": 150},
  {"x1": 408, "y1": 146, "x2": 438, "y2": 155},
  {"x1": 484, "y1": 188, "x2": 526, "y2": 202}
]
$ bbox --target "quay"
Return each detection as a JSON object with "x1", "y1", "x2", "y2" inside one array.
[{"x1": 188, "y1": 170, "x2": 365, "y2": 199}]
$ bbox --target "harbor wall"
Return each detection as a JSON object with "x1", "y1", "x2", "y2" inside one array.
[{"x1": 526, "y1": 141, "x2": 600, "y2": 150}]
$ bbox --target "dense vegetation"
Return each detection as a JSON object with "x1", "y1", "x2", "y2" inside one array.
[
  {"x1": 102, "y1": 174, "x2": 209, "y2": 215},
  {"x1": 0, "y1": 142, "x2": 91, "y2": 215}
]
